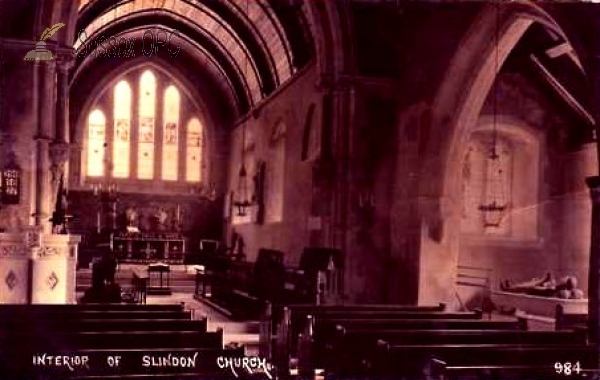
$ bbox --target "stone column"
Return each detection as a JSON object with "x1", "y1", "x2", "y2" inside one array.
[
  {"x1": 54, "y1": 51, "x2": 73, "y2": 144},
  {"x1": 314, "y1": 74, "x2": 356, "y2": 300},
  {"x1": 33, "y1": 61, "x2": 56, "y2": 233},
  {"x1": 587, "y1": 178, "x2": 600, "y2": 345},
  {"x1": 49, "y1": 50, "x2": 74, "y2": 214}
]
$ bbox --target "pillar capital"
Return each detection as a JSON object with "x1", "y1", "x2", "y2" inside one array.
[
  {"x1": 55, "y1": 48, "x2": 75, "y2": 73},
  {"x1": 49, "y1": 141, "x2": 70, "y2": 166}
]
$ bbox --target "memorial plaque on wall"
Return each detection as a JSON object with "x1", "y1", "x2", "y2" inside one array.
[{"x1": 2, "y1": 168, "x2": 20, "y2": 204}]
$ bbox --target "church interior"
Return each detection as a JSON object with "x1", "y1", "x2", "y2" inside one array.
[{"x1": 2, "y1": 0, "x2": 600, "y2": 379}]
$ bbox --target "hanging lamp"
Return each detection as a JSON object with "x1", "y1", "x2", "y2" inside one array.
[
  {"x1": 233, "y1": 0, "x2": 253, "y2": 217},
  {"x1": 478, "y1": 0, "x2": 508, "y2": 228}
]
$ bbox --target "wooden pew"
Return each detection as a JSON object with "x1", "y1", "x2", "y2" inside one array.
[
  {"x1": 0, "y1": 330, "x2": 225, "y2": 351},
  {"x1": 313, "y1": 317, "x2": 526, "y2": 339},
  {"x1": 286, "y1": 310, "x2": 483, "y2": 355},
  {"x1": 0, "y1": 310, "x2": 193, "y2": 320},
  {"x1": 370, "y1": 342, "x2": 596, "y2": 378},
  {"x1": 262, "y1": 302, "x2": 446, "y2": 359},
  {"x1": 278, "y1": 314, "x2": 525, "y2": 377},
  {"x1": 0, "y1": 305, "x2": 246, "y2": 380},
  {"x1": 431, "y1": 357, "x2": 592, "y2": 380},
  {"x1": 325, "y1": 328, "x2": 587, "y2": 375},
  {"x1": 556, "y1": 304, "x2": 587, "y2": 330},
  {"x1": 0, "y1": 304, "x2": 184, "y2": 311},
  {"x1": 332, "y1": 327, "x2": 585, "y2": 350},
  {"x1": 271, "y1": 303, "x2": 450, "y2": 346},
  {"x1": 0, "y1": 318, "x2": 208, "y2": 333},
  {"x1": 275, "y1": 302, "x2": 446, "y2": 328}
]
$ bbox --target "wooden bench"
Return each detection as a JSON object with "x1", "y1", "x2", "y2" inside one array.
[
  {"x1": 429, "y1": 345, "x2": 597, "y2": 380},
  {"x1": 0, "y1": 330, "x2": 225, "y2": 351},
  {"x1": 0, "y1": 310, "x2": 193, "y2": 320},
  {"x1": 371, "y1": 343, "x2": 596, "y2": 378},
  {"x1": 0, "y1": 303, "x2": 183, "y2": 311},
  {"x1": 298, "y1": 319, "x2": 528, "y2": 374},
  {"x1": 333, "y1": 327, "x2": 586, "y2": 347},
  {"x1": 201, "y1": 249, "x2": 286, "y2": 320},
  {"x1": 0, "y1": 305, "x2": 244, "y2": 380},
  {"x1": 324, "y1": 328, "x2": 588, "y2": 375},
  {"x1": 269, "y1": 303, "x2": 449, "y2": 352},
  {"x1": 0, "y1": 318, "x2": 208, "y2": 333},
  {"x1": 276, "y1": 314, "x2": 525, "y2": 377},
  {"x1": 267, "y1": 303, "x2": 446, "y2": 328},
  {"x1": 284, "y1": 309, "x2": 483, "y2": 355}
]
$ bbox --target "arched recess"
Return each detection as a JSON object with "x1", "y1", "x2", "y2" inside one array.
[
  {"x1": 426, "y1": 1, "x2": 585, "y2": 229},
  {"x1": 460, "y1": 116, "x2": 543, "y2": 241},
  {"x1": 71, "y1": 60, "x2": 221, "y2": 191},
  {"x1": 401, "y1": 1, "x2": 592, "y2": 305}
]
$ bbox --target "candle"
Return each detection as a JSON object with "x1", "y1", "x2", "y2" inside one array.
[
  {"x1": 96, "y1": 212, "x2": 101, "y2": 233},
  {"x1": 176, "y1": 204, "x2": 181, "y2": 222}
]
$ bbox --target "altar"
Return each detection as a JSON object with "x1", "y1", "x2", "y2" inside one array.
[{"x1": 111, "y1": 233, "x2": 185, "y2": 264}]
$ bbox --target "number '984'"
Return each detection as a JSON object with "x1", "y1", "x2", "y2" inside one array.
[{"x1": 555, "y1": 362, "x2": 581, "y2": 375}]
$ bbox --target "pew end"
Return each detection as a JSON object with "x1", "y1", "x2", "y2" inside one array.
[{"x1": 556, "y1": 304, "x2": 588, "y2": 331}]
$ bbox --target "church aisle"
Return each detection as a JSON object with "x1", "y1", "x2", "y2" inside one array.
[{"x1": 76, "y1": 263, "x2": 260, "y2": 355}]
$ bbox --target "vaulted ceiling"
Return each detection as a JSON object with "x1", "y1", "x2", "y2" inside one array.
[{"x1": 72, "y1": 0, "x2": 315, "y2": 122}]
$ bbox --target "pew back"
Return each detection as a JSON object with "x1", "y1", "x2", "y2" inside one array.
[{"x1": 0, "y1": 318, "x2": 207, "y2": 332}]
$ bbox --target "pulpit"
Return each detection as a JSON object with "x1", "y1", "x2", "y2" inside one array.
[{"x1": 0, "y1": 230, "x2": 80, "y2": 304}]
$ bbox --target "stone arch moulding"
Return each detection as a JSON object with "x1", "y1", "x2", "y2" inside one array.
[
  {"x1": 424, "y1": 1, "x2": 585, "y2": 236},
  {"x1": 303, "y1": 1, "x2": 350, "y2": 79},
  {"x1": 72, "y1": 59, "x2": 219, "y2": 187}
]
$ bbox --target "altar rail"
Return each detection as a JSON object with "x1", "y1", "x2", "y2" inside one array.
[{"x1": 111, "y1": 233, "x2": 186, "y2": 264}]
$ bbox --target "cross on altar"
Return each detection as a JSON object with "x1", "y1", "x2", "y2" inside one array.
[{"x1": 141, "y1": 243, "x2": 156, "y2": 260}]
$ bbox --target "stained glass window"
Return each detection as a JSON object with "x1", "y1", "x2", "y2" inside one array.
[
  {"x1": 138, "y1": 70, "x2": 156, "y2": 179},
  {"x1": 186, "y1": 118, "x2": 203, "y2": 182},
  {"x1": 113, "y1": 80, "x2": 131, "y2": 178},
  {"x1": 163, "y1": 86, "x2": 180, "y2": 181},
  {"x1": 87, "y1": 109, "x2": 106, "y2": 177}
]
